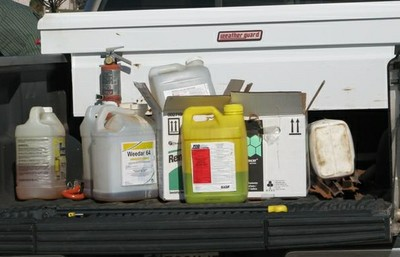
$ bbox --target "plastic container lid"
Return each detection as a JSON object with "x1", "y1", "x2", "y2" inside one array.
[
  {"x1": 224, "y1": 104, "x2": 243, "y2": 114},
  {"x1": 185, "y1": 57, "x2": 204, "y2": 66},
  {"x1": 43, "y1": 107, "x2": 53, "y2": 112}
]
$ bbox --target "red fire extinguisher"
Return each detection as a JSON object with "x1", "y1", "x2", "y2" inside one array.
[{"x1": 99, "y1": 46, "x2": 132, "y2": 105}]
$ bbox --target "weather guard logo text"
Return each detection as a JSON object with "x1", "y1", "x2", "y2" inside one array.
[{"x1": 217, "y1": 30, "x2": 263, "y2": 42}]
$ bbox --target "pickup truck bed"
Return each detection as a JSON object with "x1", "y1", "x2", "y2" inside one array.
[{"x1": 0, "y1": 54, "x2": 393, "y2": 256}]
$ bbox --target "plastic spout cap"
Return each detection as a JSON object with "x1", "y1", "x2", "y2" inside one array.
[
  {"x1": 224, "y1": 104, "x2": 243, "y2": 115},
  {"x1": 185, "y1": 57, "x2": 204, "y2": 66},
  {"x1": 43, "y1": 107, "x2": 53, "y2": 113}
]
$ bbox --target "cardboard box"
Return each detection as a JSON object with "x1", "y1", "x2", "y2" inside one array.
[
  {"x1": 231, "y1": 91, "x2": 309, "y2": 198},
  {"x1": 136, "y1": 81, "x2": 308, "y2": 200}
]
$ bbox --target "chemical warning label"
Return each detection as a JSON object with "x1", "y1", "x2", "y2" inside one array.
[
  {"x1": 121, "y1": 141, "x2": 157, "y2": 186},
  {"x1": 16, "y1": 137, "x2": 66, "y2": 185},
  {"x1": 192, "y1": 148, "x2": 211, "y2": 184},
  {"x1": 163, "y1": 83, "x2": 210, "y2": 98},
  {"x1": 191, "y1": 142, "x2": 236, "y2": 193}
]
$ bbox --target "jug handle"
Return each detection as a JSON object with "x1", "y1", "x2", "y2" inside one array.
[
  {"x1": 84, "y1": 105, "x2": 102, "y2": 119},
  {"x1": 28, "y1": 106, "x2": 45, "y2": 125},
  {"x1": 95, "y1": 105, "x2": 135, "y2": 130},
  {"x1": 183, "y1": 106, "x2": 222, "y2": 126},
  {"x1": 149, "y1": 63, "x2": 184, "y2": 76}
]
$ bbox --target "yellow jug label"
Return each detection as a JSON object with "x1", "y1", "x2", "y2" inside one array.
[
  {"x1": 191, "y1": 142, "x2": 236, "y2": 193},
  {"x1": 53, "y1": 137, "x2": 66, "y2": 180}
]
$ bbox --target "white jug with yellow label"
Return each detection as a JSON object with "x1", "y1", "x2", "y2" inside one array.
[
  {"x1": 15, "y1": 106, "x2": 67, "y2": 200},
  {"x1": 91, "y1": 104, "x2": 158, "y2": 202}
]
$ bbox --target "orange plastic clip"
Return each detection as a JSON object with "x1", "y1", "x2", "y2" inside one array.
[{"x1": 62, "y1": 180, "x2": 85, "y2": 200}]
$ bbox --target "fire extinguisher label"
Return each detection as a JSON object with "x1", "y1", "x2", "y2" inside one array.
[
  {"x1": 101, "y1": 69, "x2": 120, "y2": 96},
  {"x1": 121, "y1": 141, "x2": 157, "y2": 186},
  {"x1": 191, "y1": 142, "x2": 236, "y2": 193}
]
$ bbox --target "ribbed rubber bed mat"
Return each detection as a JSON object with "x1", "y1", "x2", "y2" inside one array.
[
  {"x1": 36, "y1": 215, "x2": 265, "y2": 254},
  {"x1": 265, "y1": 197, "x2": 391, "y2": 249},
  {"x1": 0, "y1": 197, "x2": 393, "y2": 255},
  {"x1": 35, "y1": 202, "x2": 266, "y2": 254},
  {"x1": 0, "y1": 220, "x2": 35, "y2": 254},
  {"x1": 266, "y1": 213, "x2": 390, "y2": 249}
]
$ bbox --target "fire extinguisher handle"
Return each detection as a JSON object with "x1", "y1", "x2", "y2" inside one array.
[
  {"x1": 106, "y1": 46, "x2": 124, "y2": 53},
  {"x1": 110, "y1": 52, "x2": 132, "y2": 66},
  {"x1": 104, "y1": 46, "x2": 132, "y2": 65}
]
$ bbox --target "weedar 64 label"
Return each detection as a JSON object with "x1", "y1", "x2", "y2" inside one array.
[{"x1": 217, "y1": 30, "x2": 263, "y2": 42}]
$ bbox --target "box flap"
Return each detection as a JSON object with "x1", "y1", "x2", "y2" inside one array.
[
  {"x1": 231, "y1": 91, "x2": 306, "y2": 116},
  {"x1": 134, "y1": 82, "x2": 162, "y2": 114},
  {"x1": 223, "y1": 79, "x2": 245, "y2": 95},
  {"x1": 164, "y1": 95, "x2": 231, "y2": 113}
]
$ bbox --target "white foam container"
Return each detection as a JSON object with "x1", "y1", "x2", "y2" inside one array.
[
  {"x1": 149, "y1": 58, "x2": 216, "y2": 108},
  {"x1": 308, "y1": 119, "x2": 355, "y2": 179}
]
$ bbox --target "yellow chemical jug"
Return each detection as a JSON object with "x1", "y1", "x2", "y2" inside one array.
[{"x1": 181, "y1": 104, "x2": 248, "y2": 203}]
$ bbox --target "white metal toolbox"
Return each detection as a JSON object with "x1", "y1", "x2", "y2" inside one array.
[{"x1": 38, "y1": 1, "x2": 400, "y2": 116}]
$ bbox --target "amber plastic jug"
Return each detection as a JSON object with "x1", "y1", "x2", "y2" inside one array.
[{"x1": 181, "y1": 104, "x2": 248, "y2": 203}]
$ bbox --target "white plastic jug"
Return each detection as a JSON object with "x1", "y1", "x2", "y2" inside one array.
[
  {"x1": 15, "y1": 106, "x2": 67, "y2": 200},
  {"x1": 148, "y1": 58, "x2": 216, "y2": 107},
  {"x1": 80, "y1": 104, "x2": 103, "y2": 198},
  {"x1": 309, "y1": 119, "x2": 355, "y2": 179},
  {"x1": 91, "y1": 104, "x2": 158, "y2": 201}
]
